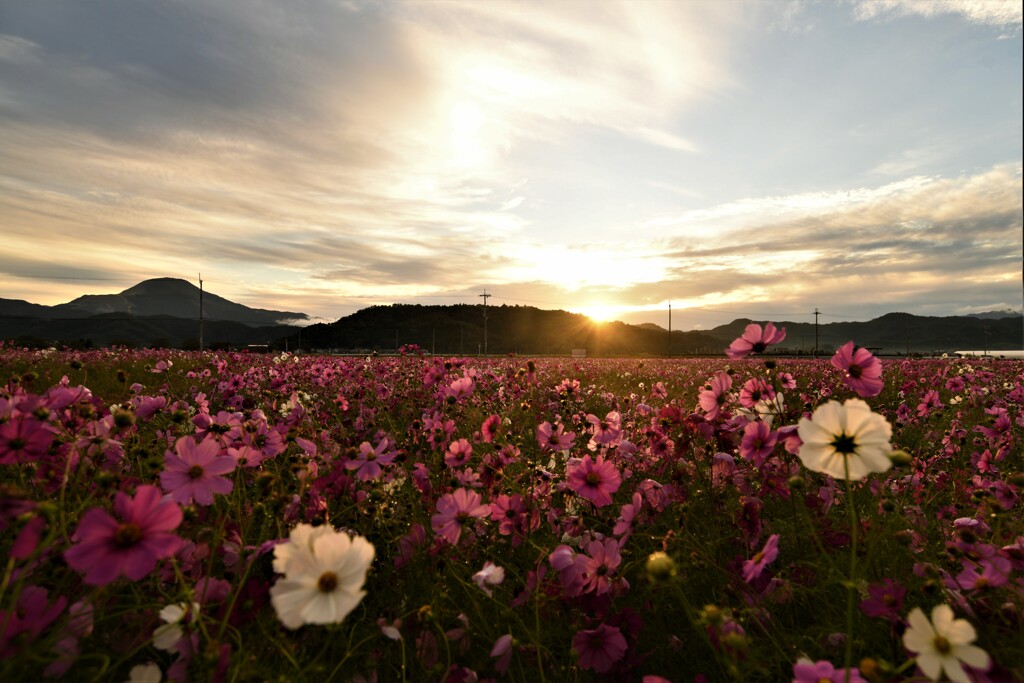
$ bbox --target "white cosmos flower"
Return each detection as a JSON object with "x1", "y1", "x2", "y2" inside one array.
[
  {"x1": 126, "y1": 662, "x2": 162, "y2": 683},
  {"x1": 902, "y1": 604, "x2": 991, "y2": 682},
  {"x1": 152, "y1": 602, "x2": 199, "y2": 652},
  {"x1": 797, "y1": 398, "x2": 893, "y2": 481},
  {"x1": 270, "y1": 524, "x2": 375, "y2": 630}
]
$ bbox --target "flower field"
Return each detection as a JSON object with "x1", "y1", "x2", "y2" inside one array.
[{"x1": 1, "y1": 337, "x2": 1022, "y2": 682}]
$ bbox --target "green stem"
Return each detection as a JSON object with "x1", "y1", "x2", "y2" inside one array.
[{"x1": 842, "y1": 461, "x2": 859, "y2": 683}]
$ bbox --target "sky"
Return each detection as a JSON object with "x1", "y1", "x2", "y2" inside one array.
[{"x1": 1, "y1": 0, "x2": 1022, "y2": 331}]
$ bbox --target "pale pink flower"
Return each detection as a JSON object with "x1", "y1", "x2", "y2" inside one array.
[{"x1": 725, "y1": 322, "x2": 786, "y2": 359}]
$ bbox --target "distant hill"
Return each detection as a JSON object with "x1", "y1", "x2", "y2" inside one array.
[
  {"x1": 301, "y1": 304, "x2": 723, "y2": 355},
  {"x1": 965, "y1": 309, "x2": 1022, "y2": 320},
  {"x1": 702, "y1": 313, "x2": 1023, "y2": 355},
  {"x1": 2, "y1": 281, "x2": 1021, "y2": 354},
  {"x1": 299, "y1": 304, "x2": 1022, "y2": 356},
  {"x1": 0, "y1": 278, "x2": 307, "y2": 349}
]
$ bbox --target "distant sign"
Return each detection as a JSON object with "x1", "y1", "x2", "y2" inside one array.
[{"x1": 571, "y1": 348, "x2": 587, "y2": 358}]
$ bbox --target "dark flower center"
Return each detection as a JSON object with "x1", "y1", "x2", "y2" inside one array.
[
  {"x1": 188, "y1": 465, "x2": 204, "y2": 479},
  {"x1": 114, "y1": 522, "x2": 143, "y2": 548},
  {"x1": 830, "y1": 433, "x2": 857, "y2": 455},
  {"x1": 848, "y1": 364, "x2": 863, "y2": 379},
  {"x1": 8, "y1": 437, "x2": 26, "y2": 450},
  {"x1": 751, "y1": 341, "x2": 766, "y2": 353},
  {"x1": 933, "y1": 635, "x2": 952, "y2": 655},
  {"x1": 318, "y1": 571, "x2": 338, "y2": 593},
  {"x1": 585, "y1": 472, "x2": 602, "y2": 486}
]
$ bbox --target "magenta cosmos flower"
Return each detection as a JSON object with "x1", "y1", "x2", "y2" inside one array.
[
  {"x1": 831, "y1": 341, "x2": 883, "y2": 397},
  {"x1": 64, "y1": 485, "x2": 183, "y2": 585},
  {"x1": 792, "y1": 658, "x2": 866, "y2": 683},
  {"x1": 742, "y1": 533, "x2": 780, "y2": 583},
  {"x1": 725, "y1": 322, "x2": 786, "y2": 360},
  {"x1": 566, "y1": 454, "x2": 621, "y2": 507},
  {"x1": 160, "y1": 436, "x2": 236, "y2": 506},
  {"x1": 572, "y1": 623, "x2": 627, "y2": 674},
  {"x1": 0, "y1": 416, "x2": 54, "y2": 465},
  {"x1": 431, "y1": 488, "x2": 489, "y2": 544}
]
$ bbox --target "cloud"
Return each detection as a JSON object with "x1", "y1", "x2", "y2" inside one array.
[{"x1": 854, "y1": 0, "x2": 1023, "y2": 27}]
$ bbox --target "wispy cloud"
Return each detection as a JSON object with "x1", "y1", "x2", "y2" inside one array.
[{"x1": 0, "y1": 1, "x2": 1019, "y2": 329}]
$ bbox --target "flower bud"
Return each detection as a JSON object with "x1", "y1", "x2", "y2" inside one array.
[
  {"x1": 645, "y1": 551, "x2": 677, "y2": 582},
  {"x1": 888, "y1": 449, "x2": 912, "y2": 466}
]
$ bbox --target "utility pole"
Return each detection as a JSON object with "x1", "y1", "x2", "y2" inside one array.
[
  {"x1": 667, "y1": 301, "x2": 672, "y2": 357},
  {"x1": 813, "y1": 307, "x2": 819, "y2": 357},
  {"x1": 199, "y1": 273, "x2": 204, "y2": 352},
  {"x1": 479, "y1": 290, "x2": 491, "y2": 355}
]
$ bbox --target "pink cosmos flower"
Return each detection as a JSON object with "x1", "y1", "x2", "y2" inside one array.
[
  {"x1": 586, "y1": 411, "x2": 622, "y2": 446},
  {"x1": 698, "y1": 372, "x2": 733, "y2": 420},
  {"x1": 64, "y1": 485, "x2": 183, "y2": 585},
  {"x1": 831, "y1": 341, "x2": 883, "y2": 397},
  {"x1": 444, "y1": 376, "x2": 475, "y2": 401},
  {"x1": 572, "y1": 623, "x2": 627, "y2": 674},
  {"x1": 738, "y1": 378, "x2": 775, "y2": 408},
  {"x1": 0, "y1": 586, "x2": 67, "y2": 657},
  {"x1": 739, "y1": 421, "x2": 778, "y2": 467},
  {"x1": 536, "y1": 421, "x2": 576, "y2": 451},
  {"x1": 0, "y1": 416, "x2": 54, "y2": 465},
  {"x1": 431, "y1": 488, "x2": 489, "y2": 544},
  {"x1": 859, "y1": 578, "x2": 906, "y2": 619},
  {"x1": 742, "y1": 533, "x2": 780, "y2": 583},
  {"x1": 725, "y1": 322, "x2": 786, "y2": 360},
  {"x1": 345, "y1": 439, "x2": 397, "y2": 481},
  {"x1": 444, "y1": 438, "x2": 473, "y2": 468},
  {"x1": 160, "y1": 436, "x2": 236, "y2": 506},
  {"x1": 792, "y1": 658, "x2": 867, "y2": 683},
  {"x1": 490, "y1": 634, "x2": 514, "y2": 674},
  {"x1": 481, "y1": 414, "x2": 501, "y2": 443},
  {"x1": 581, "y1": 538, "x2": 622, "y2": 595},
  {"x1": 566, "y1": 454, "x2": 621, "y2": 507}
]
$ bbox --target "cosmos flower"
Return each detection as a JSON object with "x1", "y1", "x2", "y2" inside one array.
[
  {"x1": 742, "y1": 533, "x2": 780, "y2": 583},
  {"x1": 791, "y1": 658, "x2": 866, "y2": 683},
  {"x1": 431, "y1": 488, "x2": 489, "y2": 544},
  {"x1": 831, "y1": 341, "x2": 883, "y2": 398},
  {"x1": 160, "y1": 436, "x2": 236, "y2": 506},
  {"x1": 536, "y1": 421, "x2": 576, "y2": 451},
  {"x1": 698, "y1": 372, "x2": 733, "y2": 420},
  {"x1": 797, "y1": 399, "x2": 893, "y2": 481},
  {"x1": 471, "y1": 561, "x2": 505, "y2": 597},
  {"x1": 902, "y1": 604, "x2": 990, "y2": 683},
  {"x1": 572, "y1": 623, "x2": 627, "y2": 674},
  {"x1": 725, "y1": 322, "x2": 786, "y2": 360},
  {"x1": 345, "y1": 439, "x2": 397, "y2": 481},
  {"x1": 739, "y1": 420, "x2": 778, "y2": 467},
  {"x1": 566, "y1": 454, "x2": 621, "y2": 507},
  {"x1": 0, "y1": 416, "x2": 54, "y2": 465},
  {"x1": 269, "y1": 524, "x2": 375, "y2": 630},
  {"x1": 64, "y1": 486, "x2": 183, "y2": 586}
]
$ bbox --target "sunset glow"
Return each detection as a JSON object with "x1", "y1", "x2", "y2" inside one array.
[{"x1": 0, "y1": 1, "x2": 1020, "y2": 327}]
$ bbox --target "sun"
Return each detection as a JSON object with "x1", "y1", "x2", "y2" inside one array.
[{"x1": 577, "y1": 304, "x2": 619, "y2": 323}]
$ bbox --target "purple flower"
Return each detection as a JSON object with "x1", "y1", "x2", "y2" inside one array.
[{"x1": 572, "y1": 623, "x2": 627, "y2": 674}]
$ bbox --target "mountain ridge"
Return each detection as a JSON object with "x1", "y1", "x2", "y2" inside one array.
[{"x1": 1, "y1": 279, "x2": 1021, "y2": 353}]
